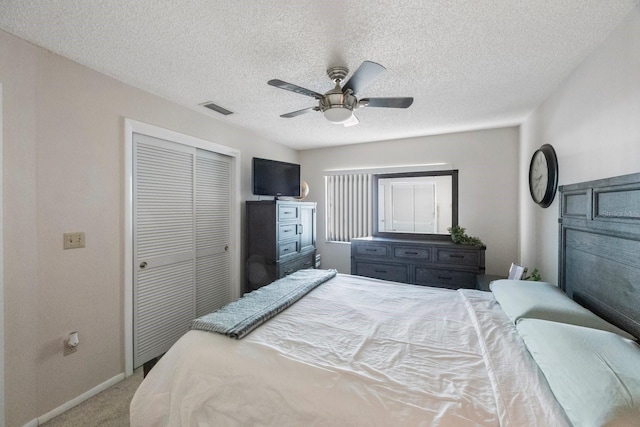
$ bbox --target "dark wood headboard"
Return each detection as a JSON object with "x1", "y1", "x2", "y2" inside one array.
[{"x1": 559, "y1": 172, "x2": 640, "y2": 340}]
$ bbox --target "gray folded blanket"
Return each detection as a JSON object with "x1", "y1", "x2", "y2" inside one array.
[{"x1": 191, "y1": 268, "x2": 337, "y2": 339}]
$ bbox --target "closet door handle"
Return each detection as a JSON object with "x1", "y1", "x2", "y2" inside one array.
[{"x1": 140, "y1": 261, "x2": 148, "y2": 269}]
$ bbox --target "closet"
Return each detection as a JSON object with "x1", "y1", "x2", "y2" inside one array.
[{"x1": 132, "y1": 132, "x2": 232, "y2": 368}]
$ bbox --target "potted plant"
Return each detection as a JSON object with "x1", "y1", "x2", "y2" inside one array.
[
  {"x1": 523, "y1": 268, "x2": 542, "y2": 281},
  {"x1": 447, "y1": 225, "x2": 484, "y2": 247}
]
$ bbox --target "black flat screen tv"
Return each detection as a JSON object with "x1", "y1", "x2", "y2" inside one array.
[{"x1": 252, "y1": 157, "x2": 301, "y2": 197}]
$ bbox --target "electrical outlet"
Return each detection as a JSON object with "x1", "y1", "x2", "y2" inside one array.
[
  {"x1": 64, "y1": 331, "x2": 79, "y2": 356},
  {"x1": 64, "y1": 340, "x2": 78, "y2": 356},
  {"x1": 63, "y1": 232, "x2": 86, "y2": 249}
]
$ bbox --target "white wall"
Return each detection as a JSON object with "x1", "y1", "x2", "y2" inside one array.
[
  {"x1": 0, "y1": 29, "x2": 297, "y2": 426},
  {"x1": 300, "y1": 127, "x2": 520, "y2": 275},
  {"x1": 0, "y1": 82, "x2": 5, "y2": 427},
  {"x1": 519, "y1": 7, "x2": 640, "y2": 283}
]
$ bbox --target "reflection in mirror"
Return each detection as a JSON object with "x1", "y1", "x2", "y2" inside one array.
[{"x1": 373, "y1": 170, "x2": 458, "y2": 240}]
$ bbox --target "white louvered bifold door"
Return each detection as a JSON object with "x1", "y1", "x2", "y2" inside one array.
[
  {"x1": 195, "y1": 149, "x2": 232, "y2": 317},
  {"x1": 133, "y1": 133, "x2": 196, "y2": 368}
]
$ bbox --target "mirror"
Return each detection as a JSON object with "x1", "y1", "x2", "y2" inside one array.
[{"x1": 373, "y1": 170, "x2": 458, "y2": 240}]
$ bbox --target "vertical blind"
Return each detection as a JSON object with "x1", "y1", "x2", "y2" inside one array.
[{"x1": 325, "y1": 174, "x2": 373, "y2": 242}]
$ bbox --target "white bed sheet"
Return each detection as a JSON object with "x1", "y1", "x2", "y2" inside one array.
[{"x1": 130, "y1": 274, "x2": 570, "y2": 426}]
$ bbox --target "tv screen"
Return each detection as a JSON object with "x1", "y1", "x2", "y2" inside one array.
[{"x1": 252, "y1": 157, "x2": 301, "y2": 197}]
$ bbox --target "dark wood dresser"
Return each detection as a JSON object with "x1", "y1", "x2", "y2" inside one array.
[
  {"x1": 246, "y1": 200, "x2": 316, "y2": 292},
  {"x1": 351, "y1": 237, "x2": 485, "y2": 289}
]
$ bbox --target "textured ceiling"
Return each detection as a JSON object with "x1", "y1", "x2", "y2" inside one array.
[{"x1": 0, "y1": 1, "x2": 638, "y2": 150}]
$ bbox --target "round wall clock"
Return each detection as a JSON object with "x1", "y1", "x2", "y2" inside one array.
[{"x1": 529, "y1": 144, "x2": 558, "y2": 208}]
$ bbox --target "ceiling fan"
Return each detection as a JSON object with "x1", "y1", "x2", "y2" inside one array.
[{"x1": 268, "y1": 61, "x2": 414, "y2": 127}]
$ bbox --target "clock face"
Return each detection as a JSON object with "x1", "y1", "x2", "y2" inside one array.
[
  {"x1": 528, "y1": 144, "x2": 558, "y2": 208},
  {"x1": 531, "y1": 151, "x2": 549, "y2": 202}
]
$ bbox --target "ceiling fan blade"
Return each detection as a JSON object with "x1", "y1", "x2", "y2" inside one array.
[
  {"x1": 280, "y1": 107, "x2": 316, "y2": 118},
  {"x1": 342, "y1": 114, "x2": 359, "y2": 127},
  {"x1": 268, "y1": 79, "x2": 323, "y2": 99},
  {"x1": 361, "y1": 97, "x2": 414, "y2": 108},
  {"x1": 342, "y1": 61, "x2": 386, "y2": 95}
]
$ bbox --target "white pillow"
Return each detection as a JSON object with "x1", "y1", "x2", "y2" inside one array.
[
  {"x1": 491, "y1": 279, "x2": 636, "y2": 340},
  {"x1": 517, "y1": 319, "x2": 640, "y2": 427}
]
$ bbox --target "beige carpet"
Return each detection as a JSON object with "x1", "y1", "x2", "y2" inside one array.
[{"x1": 42, "y1": 368, "x2": 143, "y2": 427}]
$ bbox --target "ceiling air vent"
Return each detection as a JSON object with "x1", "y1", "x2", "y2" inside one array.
[{"x1": 201, "y1": 102, "x2": 234, "y2": 116}]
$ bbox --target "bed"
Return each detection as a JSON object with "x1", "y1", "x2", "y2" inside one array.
[{"x1": 130, "y1": 173, "x2": 640, "y2": 427}]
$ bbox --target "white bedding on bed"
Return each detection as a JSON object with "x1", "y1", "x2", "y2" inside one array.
[{"x1": 130, "y1": 274, "x2": 570, "y2": 426}]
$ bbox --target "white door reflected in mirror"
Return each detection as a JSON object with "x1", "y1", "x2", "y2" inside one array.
[{"x1": 378, "y1": 175, "x2": 452, "y2": 235}]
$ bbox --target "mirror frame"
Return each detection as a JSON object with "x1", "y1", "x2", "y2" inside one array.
[{"x1": 372, "y1": 169, "x2": 458, "y2": 241}]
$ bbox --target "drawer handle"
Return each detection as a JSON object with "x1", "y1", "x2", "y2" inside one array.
[
  {"x1": 283, "y1": 229, "x2": 291, "y2": 233},
  {"x1": 449, "y1": 254, "x2": 465, "y2": 259},
  {"x1": 375, "y1": 269, "x2": 387, "y2": 273},
  {"x1": 283, "y1": 248, "x2": 290, "y2": 252},
  {"x1": 303, "y1": 261, "x2": 312, "y2": 266},
  {"x1": 284, "y1": 269, "x2": 294, "y2": 275},
  {"x1": 404, "y1": 251, "x2": 418, "y2": 255},
  {"x1": 365, "y1": 248, "x2": 378, "y2": 252},
  {"x1": 437, "y1": 276, "x2": 453, "y2": 280}
]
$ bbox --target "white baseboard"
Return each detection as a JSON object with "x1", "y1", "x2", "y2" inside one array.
[{"x1": 35, "y1": 373, "x2": 125, "y2": 425}]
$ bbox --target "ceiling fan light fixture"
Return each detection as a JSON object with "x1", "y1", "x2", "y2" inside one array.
[
  {"x1": 323, "y1": 106, "x2": 353, "y2": 124},
  {"x1": 322, "y1": 90, "x2": 357, "y2": 123}
]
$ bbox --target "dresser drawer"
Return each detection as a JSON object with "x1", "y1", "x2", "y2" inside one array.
[
  {"x1": 278, "y1": 223, "x2": 298, "y2": 241},
  {"x1": 278, "y1": 240, "x2": 298, "y2": 258},
  {"x1": 278, "y1": 205, "x2": 299, "y2": 221},
  {"x1": 435, "y1": 249, "x2": 480, "y2": 267},
  {"x1": 355, "y1": 244, "x2": 389, "y2": 257},
  {"x1": 278, "y1": 253, "x2": 315, "y2": 278},
  {"x1": 394, "y1": 246, "x2": 431, "y2": 261},
  {"x1": 354, "y1": 261, "x2": 408, "y2": 283},
  {"x1": 414, "y1": 267, "x2": 476, "y2": 289}
]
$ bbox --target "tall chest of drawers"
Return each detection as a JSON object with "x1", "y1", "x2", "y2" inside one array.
[
  {"x1": 246, "y1": 200, "x2": 316, "y2": 292},
  {"x1": 351, "y1": 237, "x2": 485, "y2": 289}
]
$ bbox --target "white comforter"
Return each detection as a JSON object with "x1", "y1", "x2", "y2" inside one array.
[{"x1": 130, "y1": 274, "x2": 570, "y2": 426}]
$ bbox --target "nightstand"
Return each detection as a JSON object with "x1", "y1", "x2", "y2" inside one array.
[{"x1": 475, "y1": 274, "x2": 506, "y2": 292}]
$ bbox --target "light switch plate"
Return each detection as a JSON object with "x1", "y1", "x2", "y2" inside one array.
[{"x1": 63, "y1": 232, "x2": 85, "y2": 249}]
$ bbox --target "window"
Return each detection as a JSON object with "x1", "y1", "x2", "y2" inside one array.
[{"x1": 325, "y1": 174, "x2": 373, "y2": 242}]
